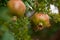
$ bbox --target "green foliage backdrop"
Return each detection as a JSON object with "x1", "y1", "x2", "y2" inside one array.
[{"x1": 0, "y1": 0, "x2": 60, "y2": 40}]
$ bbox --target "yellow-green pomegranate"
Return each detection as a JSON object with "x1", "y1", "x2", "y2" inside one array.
[{"x1": 31, "y1": 12, "x2": 50, "y2": 30}]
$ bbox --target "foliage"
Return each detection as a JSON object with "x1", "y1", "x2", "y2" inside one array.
[{"x1": 0, "y1": 0, "x2": 60, "y2": 40}]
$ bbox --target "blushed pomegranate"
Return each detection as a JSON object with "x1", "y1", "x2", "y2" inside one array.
[{"x1": 7, "y1": 0, "x2": 26, "y2": 16}]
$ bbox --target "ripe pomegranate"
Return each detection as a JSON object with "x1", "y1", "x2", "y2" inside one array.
[
  {"x1": 7, "y1": 0, "x2": 26, "y2": 16},
  {"x1": 31, "y1": 12, "x2": 50, "y2": 30}
]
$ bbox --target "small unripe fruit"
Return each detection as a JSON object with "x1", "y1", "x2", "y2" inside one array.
[
  {"x1": 7, "y1": 0, "x2": 26, "y2": 16},
  {"x1": 11, "y1": 16, "x2": 17, "y2": 22}
]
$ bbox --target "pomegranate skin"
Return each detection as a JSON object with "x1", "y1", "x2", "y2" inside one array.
[
  {"x1": 7, "y1": 0, "x2": 26, "y2": 16},
  {"x1": 31, "y1": 12, "x2": 51, "y2": 30}
]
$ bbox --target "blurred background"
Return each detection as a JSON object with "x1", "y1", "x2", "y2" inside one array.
[{"x1": 0, "y1": 0, "x2": 60, "y2": 40}]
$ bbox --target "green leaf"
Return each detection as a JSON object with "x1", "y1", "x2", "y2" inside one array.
[
  {"x1": 0, "y1": 7, "x2": 11, "y2": 22},
  {"x1": 2, "y1": 31, "x2": 15, "y2": 40}
]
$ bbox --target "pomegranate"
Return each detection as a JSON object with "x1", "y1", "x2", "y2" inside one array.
[
  {"x1": 7, "y1": 0, "x2": 26, "y2": 16},
  {"x1": 31, "y1": 12, "x2": 50, "y2": 30}
]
